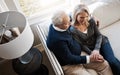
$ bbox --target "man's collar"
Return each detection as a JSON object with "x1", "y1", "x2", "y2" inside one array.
[{"x1": 52, "y1": 25, "x2": 67, "y2": 32}]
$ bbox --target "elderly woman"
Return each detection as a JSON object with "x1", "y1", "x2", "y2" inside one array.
[
  {"x1": 46, "y1": 10, "x2": 113, "y2": 75},
  {"x1": 70, "y1": 4, "x2": 120, "y2": 75}
]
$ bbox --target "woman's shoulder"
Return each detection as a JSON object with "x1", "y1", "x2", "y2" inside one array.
[
  {"x1": 69, "y1": 25, "x2": 77, "y2": 31},
  {"x1": 89, "y1": 17, "x2": 97, "y2": 27},
  {"x1": 89, "y1": 17, "x2": 96, "y2": 23}
]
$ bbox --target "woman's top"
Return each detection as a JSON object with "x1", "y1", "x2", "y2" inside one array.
[{"x1": 69, "y1": 18, "x2": 103, "y2": 54}]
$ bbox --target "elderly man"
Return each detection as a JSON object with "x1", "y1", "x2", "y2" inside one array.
[{"x1": 46, "y1": 10, "x2": 113, "y2": 75}]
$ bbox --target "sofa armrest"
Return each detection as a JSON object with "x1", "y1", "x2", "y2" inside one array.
[{"x1": 36, "y1": 24, "x2": 64, "y2": 75}]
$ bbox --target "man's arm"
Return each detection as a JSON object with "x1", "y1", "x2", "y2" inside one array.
[{"x1": 51, "y1": 41, "x2": 87, "y2": 65}]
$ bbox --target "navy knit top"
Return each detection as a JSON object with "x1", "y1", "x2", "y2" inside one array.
[{"x1": 46, "y1": 24, "x2": 87, "y2": 66}]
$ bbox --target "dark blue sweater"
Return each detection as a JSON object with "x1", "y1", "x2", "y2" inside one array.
[{"x1": 46, "y1": 24, "x2": 87, "y2": 66}]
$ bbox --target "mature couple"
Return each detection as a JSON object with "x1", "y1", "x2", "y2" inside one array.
[{"x1": 46, "y1": 4, "x2": 120, "y2": 75}]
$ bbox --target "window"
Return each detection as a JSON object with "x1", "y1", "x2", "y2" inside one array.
[
  {"x1": 1, "y1": 0, "x2": 98, "y2": 25},
  {"x1": 18, "y1": 0, "x2": 97, "y2": 17},
  {"x1": 19, "y1": 0, "x2": 66, "y2": 17}
]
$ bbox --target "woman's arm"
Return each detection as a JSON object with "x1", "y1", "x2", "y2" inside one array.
[
  {"x1": 89, "y1": 18, "x2": 104, "y2": 61},
  {"x1": 90, "y1": 18, "x2": 102, "y2": 50}
]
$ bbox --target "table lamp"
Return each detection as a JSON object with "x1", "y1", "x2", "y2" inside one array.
[
  {"x1": 0, "y1": 11, "x2": 34, "y2": 60},
  {"x1": 0, "y1": 11, "x2": 48, "y2": 75}
]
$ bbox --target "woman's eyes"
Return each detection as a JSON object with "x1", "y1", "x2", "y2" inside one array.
[{"x1": 79, "y1": 16, "x2": 88, "y2": 19}]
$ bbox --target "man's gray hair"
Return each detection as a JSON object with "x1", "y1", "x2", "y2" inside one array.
[{"x1": 52, "y1": 10, "x2": 66, "y2": 26}]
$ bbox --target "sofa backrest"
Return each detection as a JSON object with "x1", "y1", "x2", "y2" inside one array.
[{"x1": 92, "y1": 2, "x2": 120, "y2": 29}]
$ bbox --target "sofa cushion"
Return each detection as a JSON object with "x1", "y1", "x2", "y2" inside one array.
[
  {"x1": 92, "y1": 2, "x2": 120, "y2": 29},
  {"x1": 100, "y1": 20, "x2": 120, "y2": 60}
]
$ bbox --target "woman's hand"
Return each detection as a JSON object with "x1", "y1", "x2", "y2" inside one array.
[
  {"x1": 91, "y1": 50, "x2": 100, "y2": 59},
  {"x1": 90, "y1": 50, "x2": 104, "y2": 63}
]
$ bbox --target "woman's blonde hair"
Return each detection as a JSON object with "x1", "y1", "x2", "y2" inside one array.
[{"x1": 72, "y1": 4, "x2": 90, "y2": 27}]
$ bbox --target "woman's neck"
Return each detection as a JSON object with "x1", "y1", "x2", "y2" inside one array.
[{"x1": 75, "y1": 24, "x2": 88, "y2": 32}]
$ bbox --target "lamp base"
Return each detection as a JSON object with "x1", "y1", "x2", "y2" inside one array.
[
  {"x1": 19, "y1": 48, "x2": 34, "y2": 64},
  {"x1": 30, "y1": 64, "x2": 49, "y2": 75},
  {"x1": 12, "y1": 48, "x2": 48, "y2": 75},
  {"x1": 0, "y1": 58, "x2": 6, "y2": 63}
]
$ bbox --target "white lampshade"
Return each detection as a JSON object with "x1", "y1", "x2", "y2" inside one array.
[{"x1": 0, "y1": 11, "x2": 34, "y2": 59}]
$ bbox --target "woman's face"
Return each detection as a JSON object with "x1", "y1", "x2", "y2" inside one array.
[{"x1": 76, "y1": 11, "x2": 89, "y2": 25}]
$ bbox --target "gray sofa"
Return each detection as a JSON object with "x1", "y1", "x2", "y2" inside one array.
[{"x1": 36, "y1": 1, "x2": 120, "y2": 75}]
